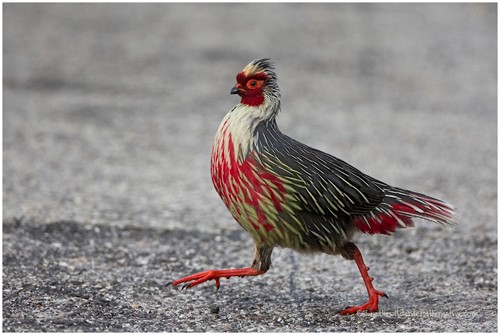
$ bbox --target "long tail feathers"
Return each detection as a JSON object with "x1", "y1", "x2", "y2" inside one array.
[
  {"x1": 353, "y1": 187, "x2": 459, "y2": 235},
  {"x1": 387, "y1": 188, "x2": 460, "y2": 226}
]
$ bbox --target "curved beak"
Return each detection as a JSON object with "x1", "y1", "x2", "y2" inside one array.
[{"x1": 230, "y1": 83, "x2": 243, "y2": 95}]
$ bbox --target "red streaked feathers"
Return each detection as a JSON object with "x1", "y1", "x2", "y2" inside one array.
[
  {"x1": 353, "y1": 210, "x2": 413, "y2": 235},
  {"x1": 211, "y1": 131, "x2": 286, "y2": 233}
]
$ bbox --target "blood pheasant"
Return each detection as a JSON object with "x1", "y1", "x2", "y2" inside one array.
[{"x1": 169, "y1": 58, "x2": 459, "y2": 314}]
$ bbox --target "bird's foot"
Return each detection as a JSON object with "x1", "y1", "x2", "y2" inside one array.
[
  {"x1": 167, "y1": 267, "x2": 265, "y2": 290},
  {"x1": 339, "y1": 289, "x2": 388, "y2": 315}
]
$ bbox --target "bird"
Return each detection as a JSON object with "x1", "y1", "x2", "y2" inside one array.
[{"x1": 168, "y1": 58, "x2": 459, "y2": 314}]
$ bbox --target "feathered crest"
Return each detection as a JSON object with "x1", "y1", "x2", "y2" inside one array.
[{"x1": 242, "y1": 58, "x2": 280, "y2": 102}]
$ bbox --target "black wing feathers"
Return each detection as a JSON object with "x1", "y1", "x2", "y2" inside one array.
[{"x1": 258, "y1": 129, "x2": 385, "y2": 218}]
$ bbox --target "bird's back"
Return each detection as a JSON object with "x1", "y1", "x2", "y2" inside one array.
[{"x1": 255, "y1": 121, "x2": 458, "y2": 235}]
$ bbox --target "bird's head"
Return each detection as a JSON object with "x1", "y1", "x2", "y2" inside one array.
[{"x1": 231, "y1": 58, "x2": 280, "y2": 108}]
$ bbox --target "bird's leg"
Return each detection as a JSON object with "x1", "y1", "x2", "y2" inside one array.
[
  {"x1": 168, "y1": 243, "x2": 273, "y2": 290},
  {"x1": 339, "y1": 242, "x2": 388, "y2": 315}
]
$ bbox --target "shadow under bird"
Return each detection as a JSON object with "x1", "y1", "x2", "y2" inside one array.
[{"x1": 168, "y1": 58, "x2": 459, "y2": 314}]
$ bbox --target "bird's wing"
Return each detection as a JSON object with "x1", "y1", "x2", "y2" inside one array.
[{"x1": 258, "y1": 134, "x2": 385, "y2": 218}]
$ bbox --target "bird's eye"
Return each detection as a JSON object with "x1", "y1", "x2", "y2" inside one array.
[{"x1": 246, "y1": 79, "x2": 264, "y2": 89}]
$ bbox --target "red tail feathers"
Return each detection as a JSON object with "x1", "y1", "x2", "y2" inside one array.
[{"x1": 353, "y1": 188, "x2": 459, "y2": 235}]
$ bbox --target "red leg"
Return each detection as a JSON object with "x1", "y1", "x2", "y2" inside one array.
[
  {"x1": 340, "y1": 245, "x2": 388, "y2": 315},
  {"x1": 168, "y1": 267, "x2": 265, "y2": 290}
]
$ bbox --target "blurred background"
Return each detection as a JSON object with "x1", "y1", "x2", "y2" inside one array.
[
  {"x1": 4, "y1": 3, "x2": 496, "y2": 233},
  {"x1": 3, "y1": 3, "x2": 497, "y2": 332}
]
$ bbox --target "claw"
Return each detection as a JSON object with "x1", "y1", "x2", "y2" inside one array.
[
  {"x1": 339, "y1": 290, "x2": 387, "y2": 315},
  {"x1": 169, "y1": 267, "x2": 265, "y2": 291},
  {"x1": 336, "y1": 307, "x2": 351, "y2": 315},
  {"x1": 339, "y1": 301, "x2": 376, "y2": 314}
]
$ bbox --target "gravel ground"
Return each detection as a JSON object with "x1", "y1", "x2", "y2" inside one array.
[{"x1": 3, "y1": 3, "x2": 497, "y2": 332}]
